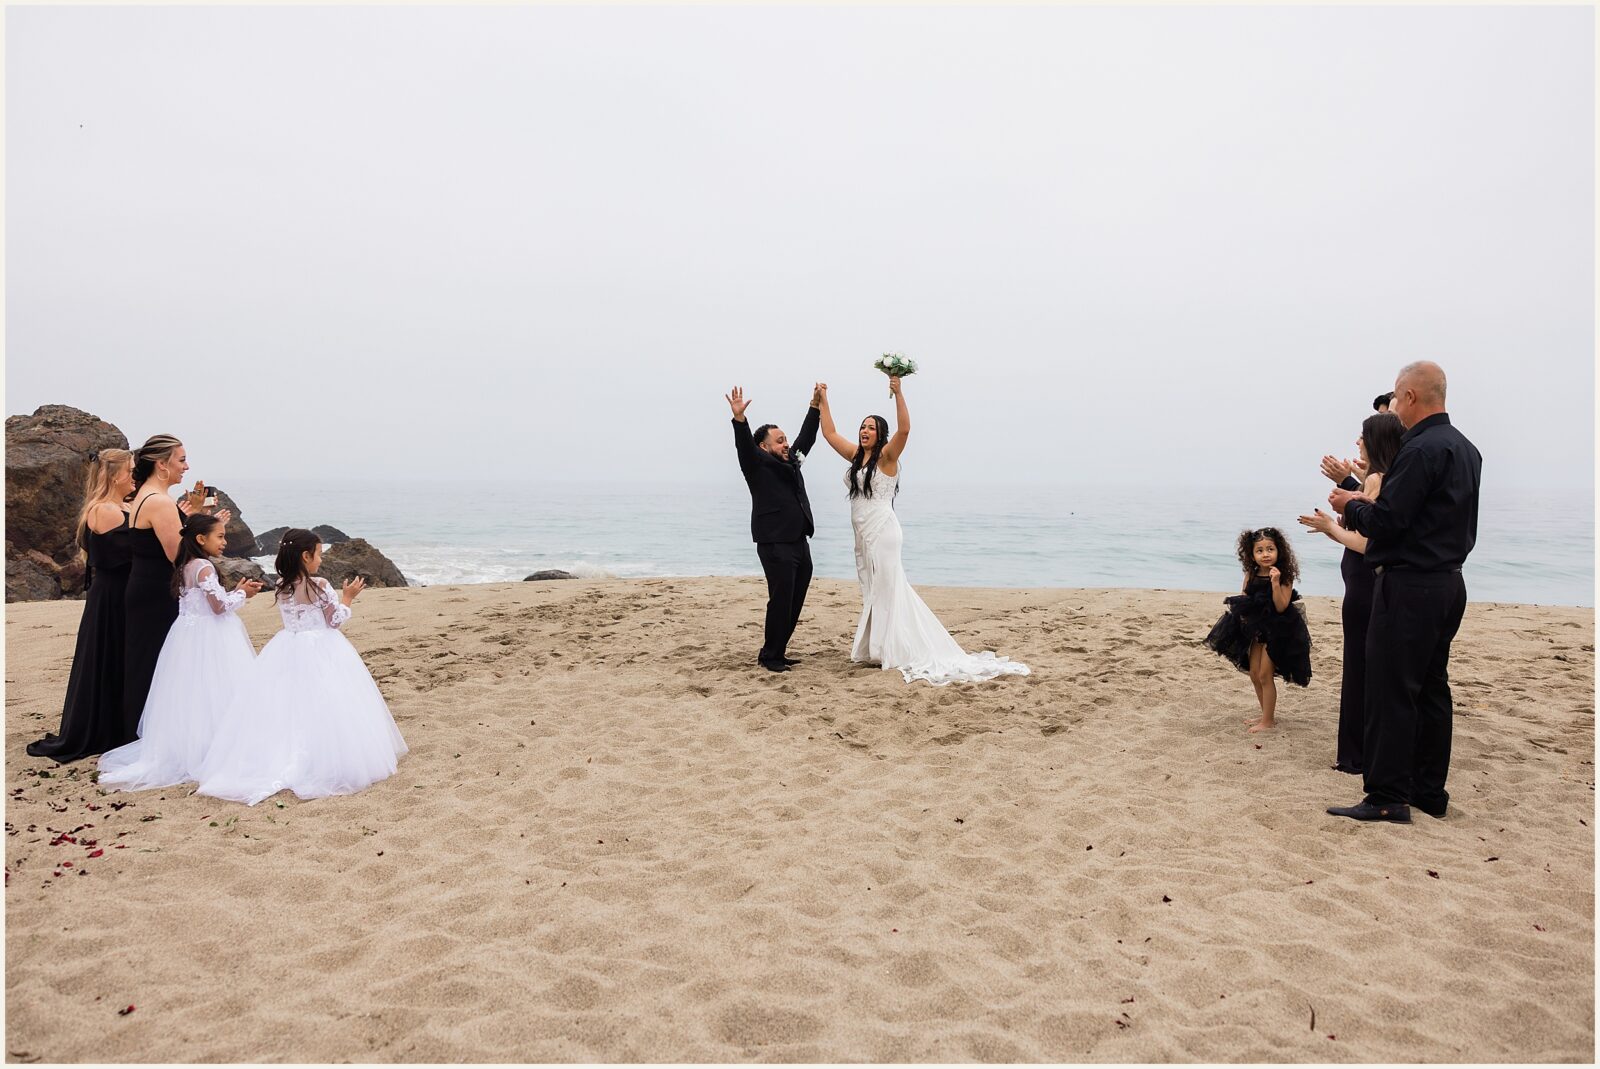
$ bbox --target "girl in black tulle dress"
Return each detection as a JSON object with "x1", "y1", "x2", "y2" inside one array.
[{"x1": 1204, "y1": 526, "x2": 1312, "y2": 733}]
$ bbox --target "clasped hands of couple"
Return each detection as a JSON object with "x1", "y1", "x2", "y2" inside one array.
[{"x1": 725, "y1": 378, "x2": 903, "y2": 416}]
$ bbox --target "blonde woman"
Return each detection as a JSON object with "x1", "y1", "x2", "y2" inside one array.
[{"x1": 28, "y1": 448, "x2": 137, "y2": 761}]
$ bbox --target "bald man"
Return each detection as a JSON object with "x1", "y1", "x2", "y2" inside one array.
[{"x1": 1324, "y1": 362, "x2": 1482, "y2": 823}]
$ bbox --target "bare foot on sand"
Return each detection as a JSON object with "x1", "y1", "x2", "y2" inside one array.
[{"x1": 1247, "y1": 719, "x2": 1276, "y2": 734}]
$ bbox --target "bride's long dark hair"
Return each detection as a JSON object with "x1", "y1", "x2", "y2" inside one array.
[{"x1": 847, "y1": 415, "x2": 891, "y2": 499}]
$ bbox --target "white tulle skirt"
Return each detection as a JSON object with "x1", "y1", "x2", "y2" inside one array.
[
  {"x1": 194, "y1": 628, "x2": 407, "y2": 806},
  {"x1": 98, "y1": 611, "x2": 257, "y2": 792}
]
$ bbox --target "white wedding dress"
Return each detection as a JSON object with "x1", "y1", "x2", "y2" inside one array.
[
  {"x1": 848, "y1": 465, "x2": 1030, "y2": 685},
  {"x1": 98, "y1": 559, "x2": 257, "y2": 792},
  {"x1": 194, "y1": 577, "x2": 407, "y2": 805}
]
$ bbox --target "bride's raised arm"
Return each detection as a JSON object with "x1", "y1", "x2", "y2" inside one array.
[
  {"x1": 882, "y1": 377, "x2": 911, "y2": 463},
  {"x1": 817, "y1": 384, "x2": 857, "y2": 461}
]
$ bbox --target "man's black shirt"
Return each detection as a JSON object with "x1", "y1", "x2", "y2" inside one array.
[{"x1": 1345, "y1": 412, "x2": 1482, "y2": 572}]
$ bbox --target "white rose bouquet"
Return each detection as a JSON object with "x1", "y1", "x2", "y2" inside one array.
[{"x1": 873, "y1": 352, "x2": 918, "y2": 395}]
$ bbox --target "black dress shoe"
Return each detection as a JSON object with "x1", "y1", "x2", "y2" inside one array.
[
  {"x1": 1326, "y1": 801, "x2": 1411, "y2": 823},
  {"x1": 1332, "y1": 764, "x2": 1364, "y2": 776},
  {"x1": 780, "y1": 656, "x2": 801, "y2": 666},
  {"x1": 1413, "y1": 800, "x2": 1448, "y2": 819},
  {"x1": 759, "y1": 660, "x2": 790, "y2": 673}
]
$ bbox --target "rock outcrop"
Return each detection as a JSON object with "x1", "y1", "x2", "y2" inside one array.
[
  {"x1": 214, "y1": 556, "x2": 272, "y2": 591},
  {"x1": 209, "y1": 489, "x2": 258, "y2": 558},
  {"x1": 5, "y1": 405, "x2": 130, "y2": 600},
  {"x1": 315, "y1": 539, "x2": 407, "y2": 589},
  {"x1": 253, "y1": 527, "x2": 289, "y2": 558},
  {"x1": 524, "y1": 570, "x2": 577, "y2": 581},
  {"x1": 312, "y1": 525, "x2": 351, "y2": 545}
]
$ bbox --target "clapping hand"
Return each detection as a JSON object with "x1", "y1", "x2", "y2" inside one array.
[
  {"x1": 725, "y1": 385, "x2": 752, "y2": 422},
  {"x1": 1297, "y1": 508, "x2": 1337, "y2": 536},
  {"x1": 341, "y1": 576, "x2": 366, "y2": 605},
  {"x1": 186, "y1": 480, "x2": 207, "y2": 512},
  {"x1": 213, "y1": 508, "x2": 232, "y2": 525},
  {"x1": 1327, "y1": 487, "x2": 1370, "y2": 516},
  {"x1": 237, "y1": 578, "x2": 265, "y2": 598},
  {"x1": 1320, "y1": 455, "x2": 1353, "y2": 483}
]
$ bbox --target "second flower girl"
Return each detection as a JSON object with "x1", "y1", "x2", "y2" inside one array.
[
  {"x1": 99, "y1": 514, "x2": 264, "y2": 791},
  {"x1": 195, "y1": 529, "x2": 408, "y2": 805}
]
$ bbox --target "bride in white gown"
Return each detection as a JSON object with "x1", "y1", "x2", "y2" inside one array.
[{"x1": 817, "y1": 376, "x2": 1030, "y2": 686}]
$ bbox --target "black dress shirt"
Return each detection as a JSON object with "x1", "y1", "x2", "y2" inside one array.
[
  {"x1": 1344, "y1": 413, "x2": 1482, "y2": 572},
  {"x1": 732, "y1": 406, "x2": 821, "y2": 543}
]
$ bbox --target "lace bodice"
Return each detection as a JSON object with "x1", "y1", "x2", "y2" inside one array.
[
  {"x1": 277, "y1": 577, "x2": 352, "y2": 633},
  {"x1": 180, "y1": 560, "x2": 248, "y2": 618},
  {"x1": 847, "y1": 464, "x2": 900, "y2": 508}
]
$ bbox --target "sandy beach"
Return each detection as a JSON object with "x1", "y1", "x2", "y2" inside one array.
[{"x1": 4, "y1": 578, "x2": 1594, "y2": 1062}]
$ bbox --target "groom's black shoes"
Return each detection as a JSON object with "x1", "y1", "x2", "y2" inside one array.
[
  {"x1": 1326, "y1": 801, "x2": 1412, "y2": 823},
  {"x1": 758, "y1": 658, "x2": 790, "y2": 673},
  {"x1": 779, "y1": 656, "x2": 801, "y2": 666}
]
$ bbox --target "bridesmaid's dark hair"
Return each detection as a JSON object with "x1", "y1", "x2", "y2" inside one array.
[
  {"x1": 171, "y1": 514, "x2": 224, "y2": 598},
  {"x1": 275, "y1": 529, "x2": 321, "y2": 602},
  {"x1": 1361, "y1": 412, "x2": 1405, "y2": 478},
  {"x1": 130, "y1": 434, "x2": 183, "y2": 496},
  {"x1": 847, "y1": 415, "x2": 891, "y2": 499},
  {"x1": 1236, "y1": 527, "x2": 1299, "y2": 588}
]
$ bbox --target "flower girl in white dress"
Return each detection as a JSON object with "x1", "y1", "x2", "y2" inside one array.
[
  {"x1": 99, "y1": 514, "x2": 264, "y2": 791},
  {"x1": 195, "y1": 529, "x2": 407, "y2": 805}
]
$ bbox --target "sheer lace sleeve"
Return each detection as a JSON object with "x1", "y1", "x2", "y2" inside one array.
[
  {"x1": 189, "y1": 560, "x2": 246, "y2": 616},
  {"x1": 317, "y1": 577, "x2": 352, "y2": 629}
]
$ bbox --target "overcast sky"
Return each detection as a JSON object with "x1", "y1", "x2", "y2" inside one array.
[{"x1": 7, "y1": 4, "x2": 1593, "y2": 490}]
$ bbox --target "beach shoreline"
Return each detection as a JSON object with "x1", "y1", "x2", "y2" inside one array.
[{"x1": 6, "y1": 578, "x2": 1594, "y2": 1061}]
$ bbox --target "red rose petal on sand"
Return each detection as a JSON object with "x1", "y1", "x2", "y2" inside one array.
[
  {"x1": 118, "y1": 1005, "x2": 135, "y2": 1016},
  {"x1": 87, "y1": 850, "x2": 103, "y2": 859}
]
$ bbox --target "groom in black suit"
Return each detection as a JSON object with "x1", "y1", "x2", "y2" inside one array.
[{"x1": 727, "y1": 384, "x2": 822, "y2": 673}]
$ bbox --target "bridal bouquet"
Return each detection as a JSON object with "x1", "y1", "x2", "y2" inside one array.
[{"x1": 874, "y1": 353, "x2": 918, "y2": 394}]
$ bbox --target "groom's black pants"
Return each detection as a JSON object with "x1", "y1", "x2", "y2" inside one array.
[
  {"x1": 1362, "y1": 569, "x2": 1468, "y2": 810},
  {"x1": 756, "y1": 538, "x2": 812, "y2": 663}
]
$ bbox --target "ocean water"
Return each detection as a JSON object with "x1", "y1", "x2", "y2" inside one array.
[{"x1": 221, "y1": 478, "x2": 1595, "y2": 608}]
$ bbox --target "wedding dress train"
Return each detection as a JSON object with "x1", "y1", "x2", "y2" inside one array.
[{"x1": 848, "y1": 466, "x2": 1030, "y2": 686}]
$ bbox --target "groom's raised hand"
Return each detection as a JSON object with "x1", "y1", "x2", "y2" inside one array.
[
  {"x1": 726, "y1": 386, "x2": 752, "y2": 422},
  {"x1": 811, "y1": 382, "x2": 825, "y2": 408}
]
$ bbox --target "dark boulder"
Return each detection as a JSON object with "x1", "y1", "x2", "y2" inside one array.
[
  {"x1": 316, "y1": 538, "x2": 407, "y2": 589},
  {"x1": 312, "y1": 525, "x2": 351, "y2": 545},
  {"x1": 208, "y1": 488, "x2": 258, "y2": 558},
  {"x1": 214, "y1": 556, "x2": 272, "y2": 591},
  {"x1": 4, "y1": 405, "x2": 129, "y2": 598},
  {"x1": 6, "y1": 543, "x2": 61, "y2": 603},
  {"x1": 524, "y1": 570, "x2": 577, "y2": 581},
  {"x1": 253, "y1": 527, "x2": 289, "y2": 558}
]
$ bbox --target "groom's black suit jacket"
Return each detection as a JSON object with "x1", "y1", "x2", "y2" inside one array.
[{"x1": 733, "y1": 407, "x2": 821, "y2": 543}]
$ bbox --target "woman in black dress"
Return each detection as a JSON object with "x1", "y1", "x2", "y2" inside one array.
[
  {"x1": 27, "y1": 449, "x2": 138, "y2": 762},
  {"x1": 1298, "y1": 412, "x2": 1404, "y2": 774},
  {"x1": 122, "y1": 435, "x2": 193, "y2": 745}
]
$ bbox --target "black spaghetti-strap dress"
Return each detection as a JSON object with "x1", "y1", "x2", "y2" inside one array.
[
  {"x1": 122, "y1": 498, "x2": 179, "y2": 739},
  {"x1": 27, "y1": 514, "x2": 133, "y2": 762}
]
